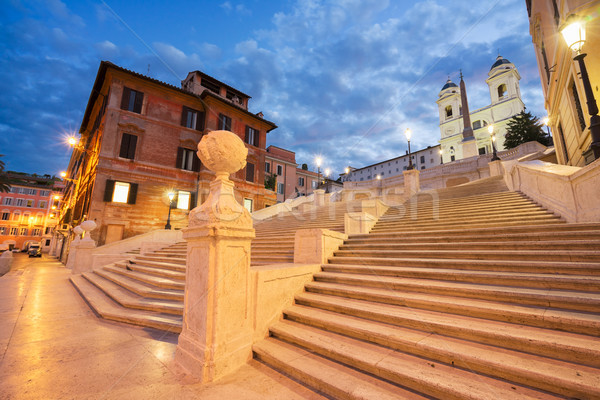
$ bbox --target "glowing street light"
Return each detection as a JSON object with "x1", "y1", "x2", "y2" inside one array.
[
  {"x1": 488, "y1": 125, "x2": 500, "y2": 161},
  {"x1": 67, "y1": 136, "x2": 78, "y2": 147},
  {"x1": 404, "y1": 128, "x2": 414, "y2": 170},
  {"x1": 165, "y1": 191, "x2": 175, "y2": 230},
  {"x1": 561, "y1": 14, "x2": 600, "y2": 160},
  {"x1": 439, "y1": 148, "x2": 443, "y2": 164},
  {"x1": 315, "y1": 156, "x2": 322, "y2": 189}
]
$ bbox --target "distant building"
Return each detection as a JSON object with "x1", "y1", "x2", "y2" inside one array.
[
  {"x1": 60, "y1": 61, "x2": 277, "y2": 247},
  {"x1": 526, "y1": 0, "x2": 599, "y2": 165},
  {"x1": 265, "y1": 146, "x2": 319, "y2": 202},
  {"x1": 343, "y1": 145, "x2": 442, "y2": 182},
  {"x1": 437, "y1": 56, "x2": 525, "y2": 162},
  {"x1": 0, "y1": 172, "x2": 61, "y2": 251}
]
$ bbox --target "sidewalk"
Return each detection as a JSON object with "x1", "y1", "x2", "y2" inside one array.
[{"x1": 0, "y1": 258, "x2": 324, "y2": 400}]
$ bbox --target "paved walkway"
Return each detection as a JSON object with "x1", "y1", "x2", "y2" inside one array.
[{"x1": 0, "y1": 255, "x2": 324, "y2": 400}]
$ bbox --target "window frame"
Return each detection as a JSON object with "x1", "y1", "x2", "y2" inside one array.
[
  {"x1": 176, "y1": 147, "x2": 201, "y2": 172},
  {"x1": 119, "y1": 133, "x2": 138, "y2": 160},
  {"x1": 181, "y1": 106, "x2": 205, "y2": 131},
  {"x1": 120, "y1": 87, "x2": 144, "y2": 114},
  {"x1": 218, "y1": 113, "x2": 232, "y2": 131}
]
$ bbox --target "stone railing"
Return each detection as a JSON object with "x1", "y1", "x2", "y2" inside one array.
[
  {"x1": 252, "y1": 192, "x2": 315, "y2": 221},
  {"x1": 503, "y1": 158, "x2": 600, "y2": 223}
]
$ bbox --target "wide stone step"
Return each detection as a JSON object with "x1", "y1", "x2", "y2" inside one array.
[
  {"x1": 267, "y1": 320, "x2": 564, "y2": 400},
  {"x1": 82, "y1": 272, "x2": 183, "y2": 315},
  {"x1": 294, "y1": 292, "x2": 600, "y2": 368},
  {"x1": 383, "y1": 201, "x2": 544, "y2": 219},
  {"x1": 279, "y1": 310, "x2": 600, "y2": 399},
  {"x1": 304, "y1": 280, "x2": 600, "y2": 335},
  {"x1": 115, "y1": 261, "x2": 186, "y2": 280},
  {"x1": 253, "y1": 339, "x2": 426, "y2": 400},
  {"x1": 123, "y1": 258, "x2": 186, "y2": 272},
  {"x1": 378, "y1": 207, "x2": 552, "y2": 224},
  {"x1": 134, "y1": 254, "x2": 186, "y2": 265},
  {"x1": 320, "y1": 264, "x2": 600, "y2": 292},
  {"x1": 339, "y1": 239, "x2": 600, "y2": 251},
  {"x1": 332, "y1": 248, "x2": 600, "y2": 262},
  {"x1": 104, "y1": 265, "x2": 184, "y2": 290},
  {"x1": 370, "y1": 215, "x2": 562, "y2": 232},
  {"x1": 327, "y1": 256, "x2": 600, "y2": 275},
  {"x1": 95, "y1": 268, "x2": 183, "y2": 301},
  {"x1": 70, "y1": 275, "x2": 182, "y2": 333},
  {"x1": 314, "y1": 271, "x2": 600, "y2": 312}
]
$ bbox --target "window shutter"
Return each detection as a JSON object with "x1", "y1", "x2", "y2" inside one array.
[
  {"x1": 133, "y1": 91, "x2": 143, "y2": 114},
  {"x1": 197, "y1": 112, "x2": 205, "y2": 131},
  {"x1": 119, "y1": 134, "x2": 130, "y2": 158},
  {"x1": 103, "y1": 180, "x2": 115, "y2": 202},
  {"x1": 226, "y1": 116, "x2": 231, "y2": 131},
  {"x1": 245, "y1": 126, "x2": 250, "y2": 143},
  {"x1": 127, "y1": 134, "x2": 137, "y2": 159},
  {"x1": 176, "y1": 147, "x2": 183, "y2": 169},
  {"x1": 246, "y1": 163, "x2": 255, "y2": 182},
  {"x1": 189, "y1": 192, "x2": 196, "y2": 209},
  {"x1": 120, "y1": 87, "x2": 131, "y2": 110},
  {"x1": 192, "y1": 152, "x2": 201, "y2": 172},
  {"x1": 181, "y1": 107, "x2": 188, "y2": 127},
  {"x1": 127, "y1": 183, "x2": 138, "y2": 204},
  {"x1": 254, "y1": 129, "x2": 259, "y2": 147}
]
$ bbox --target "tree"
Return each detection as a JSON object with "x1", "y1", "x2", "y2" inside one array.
[
  {"x1": 503, "y1": 111, "x2": 551, "y2": 149},
  {"x1": 264, "y1": 173, "x2": 277, "y2": 191},
  {"x1": 0, "y1": 155, "x2": 11, "y2": 193}
]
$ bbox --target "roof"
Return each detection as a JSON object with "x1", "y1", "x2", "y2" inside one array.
[
  {"x1": 441, "y1": 79, "x2": 458, "y2": 91},
  {"x1": 80, "y1": 61, "x2": 277, "y2": 133},
  {"x1": 186, "y1": 70, "x2": 251, "y2": 99},
  {"x1": 490, "y1": 55, "x2": 512, "y2": 70}
]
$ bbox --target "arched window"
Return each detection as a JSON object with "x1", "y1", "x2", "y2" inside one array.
[
  {"x1": 497, "y1": 84, "x2": 507, "y2": 98},
  {"x1": 445, "y1": 105, "x2": 453, "y2": 118},
  {"x1": 473, "y1": 120, "x2": 482, "y2": 130}
]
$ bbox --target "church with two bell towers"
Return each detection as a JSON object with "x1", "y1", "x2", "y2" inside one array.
[{"x1": 437, "y1": 55, "x2": 526, "y2": 163}]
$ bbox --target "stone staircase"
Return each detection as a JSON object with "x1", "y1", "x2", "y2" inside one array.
[
  {"x1": 70, "y1": 200, "x2": 356, "y2": 332},
  {"x1": 253, "y1": 180, "x2": 600, "y2": 399}
]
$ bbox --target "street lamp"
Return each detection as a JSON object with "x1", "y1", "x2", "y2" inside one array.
[
  {"x1": 542, "y1": 116, "x2": 553, "y2": 145},
  {"x1": 560, "y1": 14, "x2": 600, "y2": 160},
  {"x1": 344, "y1": 167, "x2": 350, "y2": 182},
  {"x1": 488, "y1": 125, "x2": 500, "y2": 161},
  {"x1": 315, "y1": 156, "x2": 322, "y2": 188},
  {"x1": 404, "y1": 128, "x2": 414, "y2": 170},
  {"x1": 439, "y1": 148, "x2": 443, "y2": 164},
  {"x1": 165, "y1": 191, "x2": 175, "y2": 230}
]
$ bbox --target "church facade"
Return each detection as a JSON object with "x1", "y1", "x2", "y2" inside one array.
[{"x1": 437, "y1": 56, "x2": 525, "y2": 163}]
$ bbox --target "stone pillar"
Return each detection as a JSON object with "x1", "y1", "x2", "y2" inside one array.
[
  {"x1": 175, "y1": 130, "x2": 255, "y2": 382},
  {"x1": 314, "y1": 189, "x2": 325, "y2": 206},
  {"x1": 344, "y1": 212, "x2": 377, "y2": 235},
  {"x1": 461, "y1": 137, "x2": 479, "y2": 159},
  {"x1": 403, "y1": 169, "x2": 421, "y2": 197},
  {"x1": 489, "y1": 159, "x2": 503, "y2": 177},
  {"x1": 294, "y1": 228, "x2": 347, "y2": 264},
  {"x1": 71, "y1": 222, "x2": 97, "y2": 274},
  {"x1": 66, "y1": 226, "x2": 83, "y2": 270}
]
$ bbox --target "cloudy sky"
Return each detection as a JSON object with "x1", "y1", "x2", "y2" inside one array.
[{"x1": 0, "y1": 0, "x2": 545, "y2": 177}]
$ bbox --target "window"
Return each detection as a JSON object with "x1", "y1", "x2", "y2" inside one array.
[
  {"x1": 558, "y1": 123, "x2": 569, "y2": 163},
  {"x1": 219, "y1": 114, "x2": 232, "y2": 130},
  {"x1": 3, "y1": 198, "x2": 12, "y2": 205},
  {"x1": 20, "y1": 228, "x2": 28, "y2": 236},
  {"x1": 1, "y1": 212, "x2": 9, "y2": 220},
  {"x1": 473, "y1": 120, "x2": 481, "y2": 130},
  {"x1": 245, "y1": 126, "x2": 259, "y2": 147},
  {"x1": 40, "y1": 190, "x2": 50, "y2": 197},
  {"x1": 120, "y1": 87, "x2": 143, "y2": 113},
  {"x1": 33, "y1": 228, "x2": 41, "y2": 236},
  {"x1": 103, "y1": 180, "x2": 138, "y2": 204},
  {"x1": 10, "y1": 227, "x2": 18, "y2": 235},
  {"x1": 497, "y1": 84, "x2": 507, "y2": 99},
  {"x1": 26, "y1": 200, "x2": 34, "y2": 208},
  {"x1": 312, "y1": 181, "x2": 318, "y2": 189},
  {"x1": 16, "y1": 199, "x2": 24, "y2": 206},
  {"x1": 451, "y1": 155, "x2": 456, "y2": 161},
  {"x1": 276, "y1": 165, "x2": 283, "y2": 176},
  {"x1": 277, "y1": 183, "x2": 284, "y2": 194},
  {"x1": 245, "y1": 162, "x2": 255, "y2": 182},
  {"x1": 445, "y1": 105, "x2": 453, "y2": 118},
  {"x1": 176, "y1": 147, "x2": 200, "y2": 172},
  {"x1": 176, "y1": 191, "x2": 191, "y2": 210},
  {"x1": 265, "y1": 162, "x2": 270, "y2": 173},
  {"x1": 12, "y1": 212, "x2": 20, "y2": 221},
  {"x1": 45, "y1": 239, "x2": 50, "y2": 246},
  {"x1": 39, "y1": 201, "x2": 47, "y2": 209},
  {"x1": 298, "y1": 177, "x2": 305, "y2": 186},
  {"x1": 243, "y1": 198, "x2": 253, "y2": 213},
  {"x1": 421, "y1": 166, "x2": 425, "y2": 170},
  {"x1": 570, "y1": 80, "x2": 586, "y2": 131},
  {"x1": 181, "y1": 106, "x2": 204, "y2": 131},
  {"x1": 45, "y1": 227, "x2": 52, "y2": 235},
  {"x1": 0, "y1": 227, "x2": 5, "y2": 235},
  {"x1": 479, "y1": 147, "x2": 487, "y2": 155},
  {"x1": 420, "y1": 155, "x2": 425, "y2": 163},
  {"x1": 119, "y1": 133, "x2": 138, "y2": 159},
  {"x1": 10, "y1": 187, "x2": 18, "y2": 193}
]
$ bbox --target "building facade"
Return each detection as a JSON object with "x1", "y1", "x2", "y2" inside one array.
[
  {"x1": 60, "y1": 61, "x2": 277, "y2": 247},
  {"x1": 265, "y1": 146, "x2": 319, "y2": 202},
  {"x1": 344, "y1": 145, "x2": 442, "y2": 182},
  {"x1": 0, "y1": 173, "x2": 61, "y2": 251},
  {"x1": 437, "y1": 56, "x2": 526, "y2": 163},
  {"x1": 526, "y1": 0, "x2": 599, "y2": 165}
]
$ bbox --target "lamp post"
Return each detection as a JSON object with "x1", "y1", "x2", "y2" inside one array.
[
  {"x1": 405, "y1": 128, "x2": 414, "y2": 170},
  {"x1": 315, "y1": 156, "x2": 322, "y2": 189},
  {"x1": 560, "y1": 15, "x2": 600, "y2": 161},
  {"x1": 439, "y1": 148, "x2": 443, "y2": 164},
  {"x1": 488, "y1": 125, "x2": 500, "y2": 161},
  {"x1": 344, "y1": 167, "x2": 350, "y2": 182},
  {"x1": 165, "y1": 191, "x2": 175, "y2": 230}
]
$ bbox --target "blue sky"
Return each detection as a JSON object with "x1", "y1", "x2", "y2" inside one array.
[{"x1": 0, "y1": 0, "x2": 545, "y2": 177}]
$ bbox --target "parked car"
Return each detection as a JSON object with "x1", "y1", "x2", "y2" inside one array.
[{"x1": 28, "y1": 243, "x2": 42, "y2": 258}]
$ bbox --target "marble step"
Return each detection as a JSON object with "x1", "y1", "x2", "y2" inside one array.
[
  {"x1": 304, "y1": 280, "x2": 600, "y2": 335},
  {"x1": 134, "y1": 254, "x2": 186, "y2": 265},
  {"x1": 370, "y1": 215, "x2": 562, "y2": 232},
  {"x1": 266, "y1": 321, "x2": 563, "y2": 400},
  {"x1": 70, "y1": 275, "x2": 182, "y2": 333},
  {"x1": 82, "y1": 272, "x2": 183, "y2": 315},
  {"x1": 113, "y1": 261, "x2": 186, "y2": 281},
  {"x1": 339, "y1": 239, "x2": 600, "y2": 251},
  {"x1": 120, "y1": 258, "x2": 186, "y2": 272},
  {"x1": 294, "y1": 292, "x2": 600, "y2": 368},
  {"x1": 103, "y1": 264, "x2": 184, "y2": 290},
  {"x1": 94, "y1": 267, "x2": 183, "y2": 301}
]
